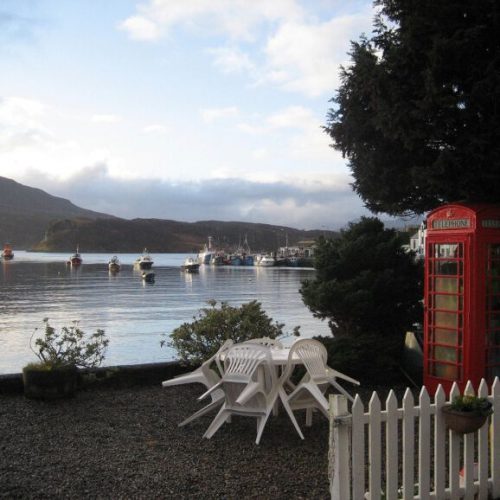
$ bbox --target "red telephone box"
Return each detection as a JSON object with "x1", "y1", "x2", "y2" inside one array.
[{"x1": 424, "y1": 203, "x2": 500, "y2": 393}]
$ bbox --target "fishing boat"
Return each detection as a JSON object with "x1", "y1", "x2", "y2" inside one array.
[
  {"x1": 1, "y1": 243, "x2": 14, "y2": 260},
  {"x1": 134, "y1": 248, "x2": 154, "y2": 270},
  {"x1": 108, "y1": 256, "x2": 121, "y2": 273},
  {"x1": 181, "y1": 257, "x2": 200, "y2": 273},
  {"x1": 256, "y1": 254, "x2": 275, "y2": 267},
  {"x1": 68, "y1": 246, "x2": 82, "y2": 266},
  {"x1": 230, "y1": 235, "x2": 254, "y2": 266},
  {"x1": 198, "y1": 236, "x2": 215, "y2": 265},
  {"x1": 142, "y1": 271, "x2": 155, "y2": 283}
]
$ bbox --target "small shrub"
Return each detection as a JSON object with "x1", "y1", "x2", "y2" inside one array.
[
  {"x1": 167, "y1": 300, "x2": 299, "y2": 365},
  {"x1": 450, "y1": 395, "x2": 493, "y2": 417},
  {"x1": 29, "y1": 318, "x2": 109, "y2": 369}
]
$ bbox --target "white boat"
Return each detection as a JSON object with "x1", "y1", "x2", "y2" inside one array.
[
  {"x1": 198, "y1": 236, "x2": 215, "y2": 265},
  {"x1": 181, "y1": 257, "x2": 200, "y2": 273},
  {"x1": 134, "y1": 248, "x2": 154, "y2": 270},
  {"x1": 108, "y1": 256, "x2": 121, "y2": 272},
  {"x1": 257, "y1": 254, "x2": 275, "y2": 267}
]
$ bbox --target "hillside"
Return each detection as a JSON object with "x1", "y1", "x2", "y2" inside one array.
[
  {"x1": 0, "y1": 176, "x2": 336, "y2": 252},
  {"x1": 0, "y1": 176, "x2": 114, "y2": 248},
  {"x1": 32, "y1": 217, "x2": 333, "y2": 253}
]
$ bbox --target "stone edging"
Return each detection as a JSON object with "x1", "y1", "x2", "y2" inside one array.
[{"x1": 0, "y1": 361, "x2": 190, "y2": 395}]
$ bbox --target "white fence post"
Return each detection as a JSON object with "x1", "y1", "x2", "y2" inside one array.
[
  {"x1": 351, "y1": 395, "x2": 365, "y2": 500},
  {"x1": 492, "y1": 377, "x2": 500, "y2": 498},
  {"x1": 402, "y1": 388, "x2": 415, "y2": 499},
  {"x1": 385, "y1": 391, "x2": 398, "y2": 500},
  {"x1": 329, "y1": 394, "x2": 350, "y2": 500},
  {"x1": 328, "y1": 378, "x2": 500, "y2": 500}
]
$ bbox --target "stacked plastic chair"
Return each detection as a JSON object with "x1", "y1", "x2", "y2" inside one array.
[
  {"x1": 282, "y1": 339, "x2": 360, "y2": 426},
  {"x1": 200, "y1": 343, "x2": 304, "y2": 444},
  {"x1": 162, "y1": 339, "x2": 233, "y2": 427}
]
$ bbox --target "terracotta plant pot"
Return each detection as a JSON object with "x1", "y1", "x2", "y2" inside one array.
[
  {"x1": 441, "y1": 404, "x2": 488, "y2": 434},
  {"x1": 22, "y1": 365, "x2": 78, "y2": 400}
]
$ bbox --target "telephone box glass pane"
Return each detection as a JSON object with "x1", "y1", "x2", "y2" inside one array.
[
  {"x1": 434, "y1": 328, "x2": 459, "y2": 345},
  {"x1": 435, "y1": 260, "x2": 458, "y2": 275},
  {"x1": 434, "y1": 346, "x2": 459, "y2": 362},
  {"x1": 435, "y1": 294, "x2": 461, "y2": 310},
  {"x1": 431, "y1": 363, "x2": 459, "y2": 379},
  {"x1": 434, "y1": 312, "x2": 459, "y2": 328},
  {"x1": 435, "y1": 277, "x2": 459, "y2": 293}
]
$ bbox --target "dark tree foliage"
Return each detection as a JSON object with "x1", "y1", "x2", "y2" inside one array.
[
  {"x1": 300, "y1": 217, "x2": 423, "y2": 341},
  {"x1": 326, "y1": 0, "x2": 500, "y2": 216}
]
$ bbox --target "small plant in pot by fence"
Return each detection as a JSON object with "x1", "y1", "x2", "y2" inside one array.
[
  {"x1": 23, "y1": 318, "x2": 109, "y2": 400},
  {"x1": 441, "y1": 394, "x2": 493, "y2": 434}
]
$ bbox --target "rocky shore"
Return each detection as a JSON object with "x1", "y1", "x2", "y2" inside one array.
[{"x1": 0, "y1": 375, "x2": 410, "y2": 499}]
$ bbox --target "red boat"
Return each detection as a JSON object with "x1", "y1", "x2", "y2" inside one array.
[
  {"x1": 2, "y1": 243, "x2": 14, "y2": 260},
  {"x1": 68, "y1": 246, "x2": 82, "y2": 266}
]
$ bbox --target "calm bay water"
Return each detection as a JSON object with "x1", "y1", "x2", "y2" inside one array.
[{"x1": 0, "y1": 251, "x2": 330, "y2": 374}]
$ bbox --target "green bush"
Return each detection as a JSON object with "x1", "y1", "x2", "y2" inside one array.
[
  {"x1": 315, "y1": 334, "x2": 404, "y2": 385},
  {"x1": 168, "y1": 300, "x2": 299, "y2": 365}
]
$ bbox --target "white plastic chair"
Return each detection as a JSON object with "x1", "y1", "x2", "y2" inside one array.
[
  {"x1": 162, "y1": 339, "x2": 233, "y2": 426},
  {"x1": 200, "y1": 343, "x2": 304, "y2": 444},
  {"x1": 282, "y1": 339, "x2": 360, "y2": 426}
]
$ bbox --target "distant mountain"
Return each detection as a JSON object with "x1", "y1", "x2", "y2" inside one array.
[
  {"x1": 33, "y1": 217, "x2": 332, "y2": 253},
  {"x1": 0, "y1": 176, "x2": 114, "y2": 248},
  {"x1": 0, "y1": 176, "x2": 336, "y2": 252}
]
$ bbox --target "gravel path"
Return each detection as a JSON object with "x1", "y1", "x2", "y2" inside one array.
[
  {"x1": 0, "y1": 382, "x2": 411, "y2": 499},
  {"x1": 1, "y1": 384, "x2": 333, "y2": 499}
]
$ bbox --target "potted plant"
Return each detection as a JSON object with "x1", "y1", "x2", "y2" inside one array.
[
  {"x1": 441, "y1": 394, "x2": 493, "y2": 434},
  {"x1": 23, "y1": 318, "x2": 109, "y2": 400}
]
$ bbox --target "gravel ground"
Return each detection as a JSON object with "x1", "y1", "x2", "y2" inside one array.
[{"x1": 0, "y1": 382, "x2": 409, "y2": 499}]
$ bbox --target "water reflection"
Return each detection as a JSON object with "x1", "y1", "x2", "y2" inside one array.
[{"x1": 0, "y1": 253, "x2": 331, "y2": 374}]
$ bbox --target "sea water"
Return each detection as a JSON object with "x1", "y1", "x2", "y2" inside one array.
[{"x1": 0, "y1": 251, "x2": 331, "y2": 374}]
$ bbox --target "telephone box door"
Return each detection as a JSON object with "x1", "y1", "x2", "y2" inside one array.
[{"x1": 424, "y1": 238, "x2": 468, "y2": 392}]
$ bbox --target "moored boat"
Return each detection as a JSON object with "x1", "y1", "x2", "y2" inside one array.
[
  {"x1": 256, "y1": 254, "x2": 275, "y2": 267},
  {"x1": 198, "y1": 236, "x2": 215, "y2": 265},
  {"x1": 68, "y1": 246, "x2": 82, "y2": 266},
  {"x1": 108, "y1": 256, "x2": 121, "y2": 272},
  {"x1": 1, "y1": 243, "x2": 14, "y2": 260},
  {"x1": 135, "y1": 248, "x2": 154, "y2": 270},
  {"x1": 181, "y1": 257, "x2": 200, "y2": 273},
  {"x1": 210, "y1": 253, "x2": 227, "y2": 266}
]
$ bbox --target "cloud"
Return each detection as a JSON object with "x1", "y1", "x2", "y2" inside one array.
[
  {"x1": 91, "y1": 114, "x2": 121, "y2": 124},
  {"x1": 238, "y1": 105, "x2": 333, "y2": 162},
  {"x1": 143, "y1": 124, "x2": 170, "y2": 135},
  {"x1": 17, "y1": 165, "x2": 368, "y2": 230},
  {"x1": 119, "y1": 15, "x2": 160, "y2": 41},
  {"x1": 0, "y1": 96, "x2": 55, "y2": 152},
  {"x1": 201, "y1": 106, "x2": 239, "y2": 123},
  {"x1": 261, "y1": 12, "x2": 373, "y2": 97},
  {"x1": 119, "y1": 0, "x2": 304, "y2": 41},
  {"x1": 119, "y1": 1, "x2": 374, "y2": 97},
  {"x1": 208, "y1": 46, "x2": 256, "y2": 75}
]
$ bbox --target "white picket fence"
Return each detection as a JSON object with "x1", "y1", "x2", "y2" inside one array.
[{"x1": 329, "y1": 378, "x2": 500, "y2": 500}]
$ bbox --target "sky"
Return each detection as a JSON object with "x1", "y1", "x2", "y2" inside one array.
[{"x1": 0, "y1": 0, "x2": 387, "y2": 230}]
